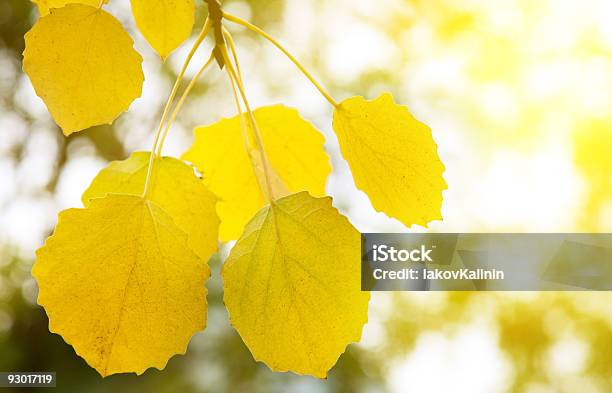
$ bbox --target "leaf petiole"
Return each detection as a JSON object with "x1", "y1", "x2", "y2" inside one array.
[
  {"x1": 156, "y1": 50, "x2": 216, "y2": 156},
  {"x1": 222, "y1": 12, "x2": 339, "y2": 108},
  {"x1": 222, "y1": 27, "x2": 244, "y2": 84},
  {"x1": 142, "y1": 18, "x2": 212, "y2": 199},
  {"x1": 221, "y1": 40, "x2": 277, "y2": 202}
]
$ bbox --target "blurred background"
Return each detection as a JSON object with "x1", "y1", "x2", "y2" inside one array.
[{"x1": 1, "y1": 0, "x2": 612, "y2": 391}]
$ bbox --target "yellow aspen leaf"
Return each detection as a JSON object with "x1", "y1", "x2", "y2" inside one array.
[
  {"x1": 31, "y1": 0, "x2": 108, "y2": 15},
  {"x1": 222, "y1": 192, "x2": 370, "y2": 377},
  {"x1": 130, "y1": 0, "x2": 195, "y2": 59},
  {"x1": 182, "y1": 105, "x2": 331, "y2": 242},
  {"x1": 81, "y1": 152, "x2": 219, "y2": 261},
  {"x1": 33, "y1": 195, "x2": 209, "y2": 376},
  {"x1": 23, "y1": 5, "x2": 144, "y2": 135},
  {"x1": 332, "y1": 93, "x2": 447, "y2": 227}
]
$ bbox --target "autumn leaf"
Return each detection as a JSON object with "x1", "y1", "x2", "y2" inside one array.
[
  {"x1": 130, "y1": 0, "x2": 195, "y2": 59},
  {"x1": 21, "y1": 3, "x2": 450, "y2": 379},
  {"x1": 23, "y1": 4, "x2": 144, "y2": 135},
  {"x1": 182, "y1": 105, "x2": 331, "y2": 242},
  {"x1": 82, "y1": 152, "x2": 219, "y2": 261},
  {"x1": 31, "y1": 0, "x2": 108, "y2": 15},
  {"x1": 33, "y1": 195, "x2": 209, "y2": 376},
  {"x1": 333, "y1": 93, "x2": 447, "y2": 227},
  {"x1": 222, "y1": 192, "x2": 370, "y2": 377}
]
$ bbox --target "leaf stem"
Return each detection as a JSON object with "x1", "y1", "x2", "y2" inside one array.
[
  {"x1": 156, "y1": 51, "x2": 216, "y2": 156},
  {"x1": 142, "y1": 18, "x2": 212, "y2": 199},
  {"x1": 222, "y1": 27, "x2": 244, "y2": 84},
  {"x1": 223, "y1": 52, "x2": 249, "y2": 162},
  {"x1": 222, "y1": 12, "x2": 339, "y2": 108},
  {"x1": 220, "y1": 41, "x2": 276, "y2": 202}
]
